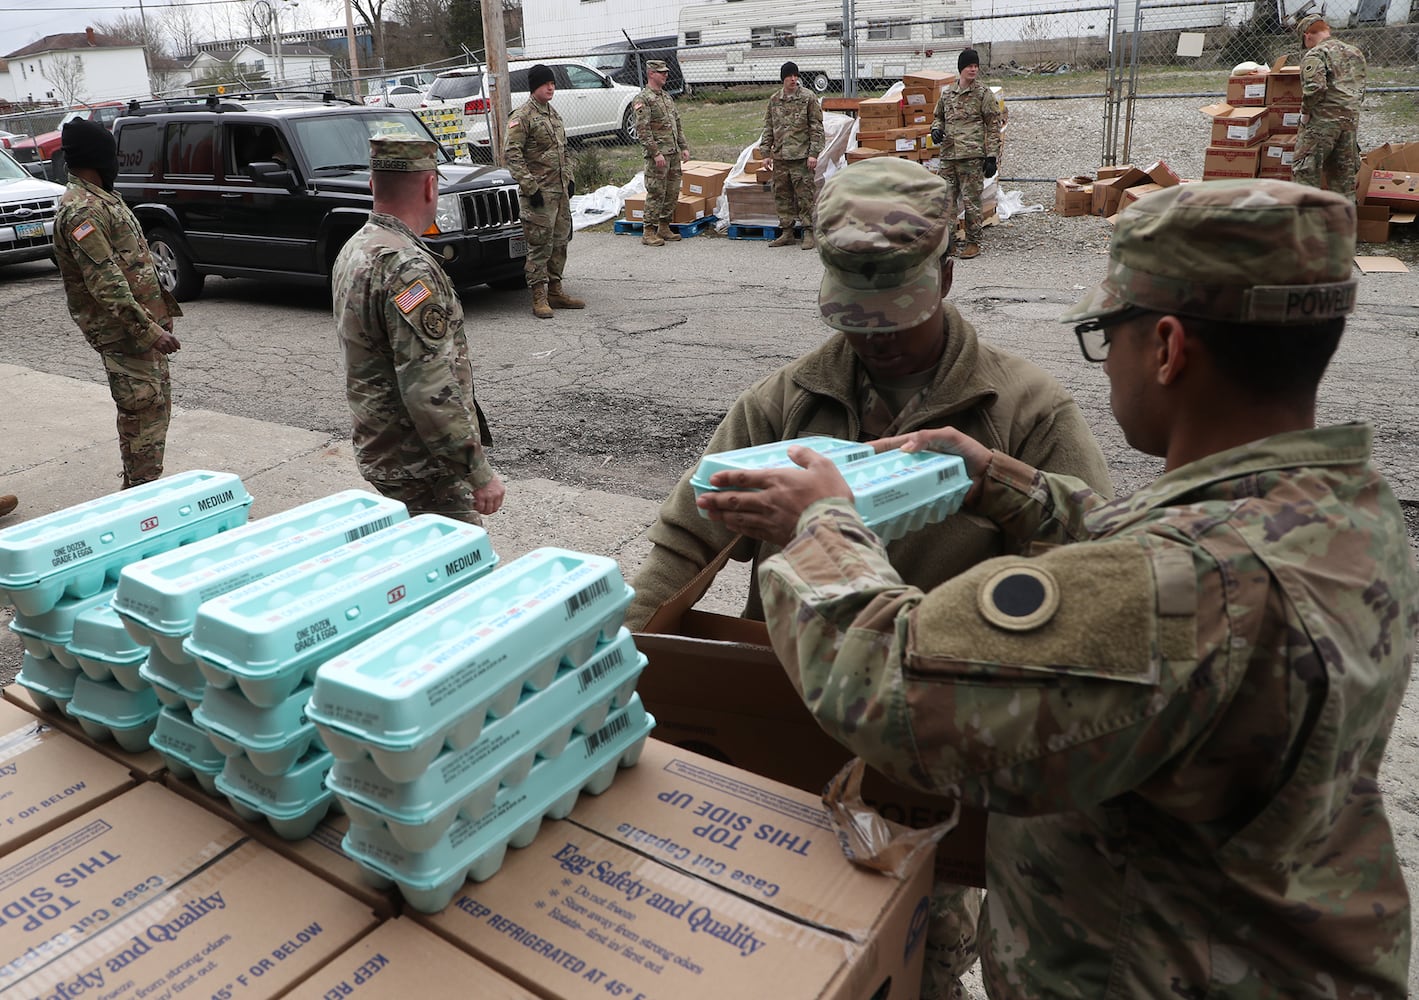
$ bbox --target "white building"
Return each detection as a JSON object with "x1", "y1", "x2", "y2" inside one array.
[
  {"x1": 182, "y1": 42, "x2": 336, "y2": 94},
  {"x1": 0, "y1": 28, "x2": 150, "y2": 105}
]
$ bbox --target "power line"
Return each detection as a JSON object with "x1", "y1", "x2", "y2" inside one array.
[{"x1": 0, "y1": 0, "x2": 251, "y2": 10}]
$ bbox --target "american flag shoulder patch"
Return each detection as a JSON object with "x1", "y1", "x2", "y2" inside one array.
[
  {"x1": 394, "y1": 279, "x2": 432, "y2": 314},
  {"x1": 72, "y1": 220, "x2": 96, "y2": 241}
]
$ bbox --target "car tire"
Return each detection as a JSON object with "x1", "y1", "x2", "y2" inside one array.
[
  {"x1": 147, "y1": 228, "x2": 205, "y2": 301},
  {"x1": 809, "y1": 73, "x2": 831, "y2": 94},
  {"x1": 618, "y1": 105, "x2": 638, "y2": 144}
]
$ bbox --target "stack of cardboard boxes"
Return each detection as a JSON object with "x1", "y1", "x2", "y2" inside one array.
[
  {"x1": 623, "y1": 159, "x2": 735, "y2": 227},
  {"x1": 847, "y1": 71, "x2": 957, "y2": 167},
  {"x1": 1053, "y1": 160, "x2": 1184, "y2": 220},
  {"x1": 1199, "y1": 58, "x2": 1303, "y2": 183},
  {"x1": 1356, "y1": 143, "x2": 1419, "y2": 243}
]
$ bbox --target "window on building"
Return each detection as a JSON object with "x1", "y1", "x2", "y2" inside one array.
[
  {"x1": 684, "y1": 30, "x2": 701, "y2": 46},
  {"x1": 931, "y1": 18, "x2": 965, "y2": 38},
  {"x1": 750, "y1": 25, "x2": 795, "y2": 48},
  {"x1": 825, "y1": 21, "x2": 843, "y2": 40},
  {"x1": 866, "y1": 19, "x2": 911, "y2": 40}
]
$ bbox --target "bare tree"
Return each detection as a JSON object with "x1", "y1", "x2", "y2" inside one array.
[
  {"x1": 350, "y1": 0, "x2": 389, "y2": 67},
  {"x1": 95, "y1": 13, "x2": 168, "y2": 57},
  {"x1": 164, "y1": 3, "x2": 203, "y2": 60},
  {"x1": 48, "y1": 54, "x2": 88, "y2": 106}
]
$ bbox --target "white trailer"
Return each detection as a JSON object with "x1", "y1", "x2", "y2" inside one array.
[{"x1": 676, "y1": 0, "x2": 974, "y2": 91}]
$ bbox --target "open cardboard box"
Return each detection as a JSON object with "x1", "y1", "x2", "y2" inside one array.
[
  {"x1": 633, "y1": 544, "x2": 987, "y2": 888},
  {"x1": 1358, "y1": 143, "x2": 1419, "y2": 211}
]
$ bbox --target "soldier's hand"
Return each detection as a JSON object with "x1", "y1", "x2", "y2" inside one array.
[
  {"x1": 680, "y1": 150, "x2": 690, "y2": 163},
  {"x1": 529, "y1": 190, "x2": 545, "y2": 208},
  {"x1": 762, "y1": 155, "x2": 773, "y2": 171},
  {"x1": 153, "y1": 332, "x2": 181, "y2": 354},
  {"x1": 871, "y1": 429, "x2": 992, "y2": 505},
  {"x1": 807, "y1": 156, "x2": 818, "y2": 170},
  {"x1": 697, "y1": 446, "x2": 852, "y2": 547},
  {"x1": 654, "y1": 153, "x2": 667, "y2": 169},
  {"x1": 474, "y1": 474, "x2": 506, "y2": 516},
  {"x1": 931, "y1": 125, "x2": 944, "y2": 145},
  {"x1": 984, "y1": 156, "x2": 998, "y2": 177}
]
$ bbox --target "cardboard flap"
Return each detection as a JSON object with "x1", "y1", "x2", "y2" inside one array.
[{"x1": 642, "y1": 536, "x2": 745, "y2": 635}]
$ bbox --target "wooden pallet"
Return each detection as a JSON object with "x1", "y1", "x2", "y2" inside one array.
[
  {"x1": 725, "y1": 223, "x2": 805, "y2": 241},
  {"x1": 613, "y1": 215, "x2": 718, "y2": 238}
]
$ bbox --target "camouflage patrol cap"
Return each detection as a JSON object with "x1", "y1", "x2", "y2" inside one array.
[
  {"x1": 369, "y1": 135, "x2": 437, "y2": 172},
  {"x1": 816, "y1": 158, "x2": 951, "y2": 333},
  {"x1": 645, "y1": 60, "x2": 669, "y2": 73},
  {"x1": 1296, "y1": 13, "x2": 1329, "y2": 36},
  {"x1": 1060, "y1": 179, "x2": 1357, "y2": 327}
]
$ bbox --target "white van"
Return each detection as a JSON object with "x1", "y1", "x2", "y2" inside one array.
[{"x1": 677, "y1": 0, "x2": 971, "y2": 91}]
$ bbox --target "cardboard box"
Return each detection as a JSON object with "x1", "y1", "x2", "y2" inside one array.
[
  {"x1": 1265, "y1": 66, "x2": 1303, "y2": 106},
  {"x1": 900, "y1": 87, "x2": 936, "y2": 108},
  {"x1": 743, "y1": 157, "x2": 766, "y2": 174},
  {"x1": 1226, "y1": 72, "x2": 1269, "y2": 107},
  {"x1": 1091, "y1": 166, "x2": 1149, "y2": 217},
  {"x1": 1122, "y1": 181, "x2": 1164, "y2": 206},
  {"x1": 286, "y1": 918, "x2": 538, "y2": 999},
  {"x1": 1144, "y1": 160, "x2": 1182, "y2": 187},
  {"x1": 847, "y1": 147, "x2": 890, "y2": 162},
  {"x1": 857, "y1": 97, "x2": 903, "y2": 129},
  {"x1": 623, "y1": 195, "x2": 646, "y2": 223},
  {"x1": 1261, "y1": 133, "x2": 1296, "y2": 164},
  {"x1": 1356, "y1": 204, "x2": 1390, "y2": 243},
  {"x1": 1200, "y1": 103, "x2": 1269, "y2": 148},
  {"x1": 0, "y1": 699, "x2": 135, "y2": 854},
  {"x1": 0, "y1": 784, "x2": 378, "y2": 997},
  {"x1": 681, "y1": 166, "x2": 729, "y2": 203},
  {"x1": 1054, "y1": 176, "x2": 1093, "y2": 216},
  {"x1": 3, "y1": 683, "x2": 168, "y2": 779},
  {"x1": 1268, "y1": 105, "x2": 1304, "y2": 135},
  {"x1": 673, "y1": 194, "x2": 708, "y2": 224},
  {"x1": 904, "y1": 109, "x2": 932, "y2": 126},
  {"x1": 1202, "y1": 144, "x2": 1262, "y2": 180},
  {"x1": 902, "y1": 70, "x2": 956, "y2": 90},
  {"x1": 1357, "y1": 143, "x2": 1419, "y2": 210},
  {"x1": 755, "y1": 167, "x2": 776, "y2": 182},
  {"x1": 1095, "y1": 163, "x2": 1135, "y2": 179},
  {"x1": 417, "y1": 739, "x2": 934, "y2": 1000}
]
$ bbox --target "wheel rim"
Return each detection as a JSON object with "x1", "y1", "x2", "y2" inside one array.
[
  {"x1": 150, "y1": 239, "x2": 178, "y2": 292},
  {"x1": 623, "y1": 108, "x2": 637, "y2": 140},
  {"x1": 812, "y1": 74, "x2": 829, "y2": 93}
]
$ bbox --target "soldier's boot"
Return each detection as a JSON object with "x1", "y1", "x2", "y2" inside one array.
[
  {"x1": 641, "y1": 227, "x2": 665, "y2": 247},
  {"x1": 959, "y1": 243, "x2": 981, "y2": 260},
  {"x1": 767, "y1": 222, "x2": 796, "y2": 247},
  {"x1": 657, "y1": 222, "x2": 682, "y2": 242},
  {"x1": 546, "y1": 281, "x2": 586, "y2": 309},
  {"x1": 531, "y1": 284, "x2": 554, "y2": 319},
  {"x1": 800, "y1": 230, "x2": 816, "y2": 251},
  {"x1": 0, "y1": 495, "x2": 16, "y2": 519}
]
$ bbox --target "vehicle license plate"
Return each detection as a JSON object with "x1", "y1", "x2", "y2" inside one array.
[
  {"x1": 15, "y1": 221, "x2": 44, "y2": 239},
  {"x1": 510, "y1": 235, "x2": 527, "y2": 257}
]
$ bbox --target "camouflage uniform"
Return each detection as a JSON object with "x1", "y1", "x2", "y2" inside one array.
[
  {"x1": 933, "y1": 79, "x2": 1002, "y2": 246},
  {"x1": 760, "y1": 87, "x2": 824, "y2": 230},
  {"x1": 758, "y1": 180, "x2": 1415, "y2": 998},
  {"x1": 635, "y1": 83, "x2": 688, "y2": 227},
  {"x1": 504, "y1": 96, "x2": 572, "y2": 289},
  {"x1": 1294, "y1": 18, "x2": 1367, "y2": 199},
  {"x1": 54, "y1": 174, "x2": 182, "y2": 487},
  {"x1": 332, "y1": 140, "x2": 495, "y2": 524}
]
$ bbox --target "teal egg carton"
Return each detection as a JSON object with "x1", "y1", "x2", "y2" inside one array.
[
  {"x1": 65, "y1": 674, "x2": 161, "y2": 752},
  {"x1": 342, "y1": 696, "x2": 655, "y2": 913},
  {"x1": 0, "y1": 471, "x2": 252, "y2": 618},
  {"x1": 194, "y1": 682, "x2": 325, "y2": 777},
  {"x1": 215, "y1": 746, "x2": 336, "y2": 840},
  {"x1": 690, "y1": 436, "x2": 875, "y2": 518},
  {"x1": 139, "y1": 646, "x2": 205, "y2": 712},
  {"x1": 15, "y1": 651, "x2": 77, "y2": 714},
  {"x1": 307, "y1": 547, "x2": 631, "y2": 779},
  {"x1": 69, "y1": 603, "x2": 150, "y2": 691},
  {"x1": 149, "y1": 705, "x2": 226, "y2": 795},
  {"x1": 115, "y1": 490, "x2": 408, "y2": 663},
  {"x1": 326, "y1": 629, "x2": 647, "y2": 850},
  {"x1": 842, "y1": 449, "x2": 973, "y2": 542},
  {"x1": 9, "y1": 587, "x2": 118, "y2": 668},
  {"x1": 184, "y1": 515, "x2": 498, "y2": 708}
]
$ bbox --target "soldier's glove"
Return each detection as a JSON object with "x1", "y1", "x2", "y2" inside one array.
[
  {"x1": 568, "y1": 179, "x2": 576, "y2": 198},
  {"x1": 984, "y1": 156, "x2": 997, "y2": 177},
  {"x1": 930, "y1": 125, "x2": 943, "y2": 145},
  {"x1": 529, "y1": 190, "x2": 545, "y2": 208}
]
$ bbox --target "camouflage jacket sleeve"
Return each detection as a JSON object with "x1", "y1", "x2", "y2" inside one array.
[
  {"x1": 970, "y1": 450, "x2": 1111, "y2": 549},
  {"x1": 382, "y1": 256, "x2": 494, "y2": 487},
  {"x1": 503, "y1": 104, "x2": 536, "y2": 195},
  {"x1": 635, "y1": 90, "x2": 660, "y2": 158},
  {"x1": 56, "y1": 202, "x2": 166, "y2": 352},
  {"x1": 808, "y1": 95, "x2": 825, "y2": 158},
  {"x1": 759, "y1": 97, "x2": 776, "y2": 158},
  {"x1": 980, "y1": 88, "x2": 1003, "y2": 159},
  {"x1": 932, "y1": 93, "x2": 948, "y2": 150},
  {"x1": 674, "y1": 99, "x2": 688, "y2": 155},
  {"x1": 1300, "y1": 48, "x2": 1329, "y2": 111},
  {"x1": 758, "y1": 498, "x2": 1217, "y2": 815}
]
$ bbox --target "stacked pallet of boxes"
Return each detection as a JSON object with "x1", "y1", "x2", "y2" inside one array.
[
  {"x1": 623, "y1": 159, "x2": 733, "y2": 228},
  {"x1": 1199, "y1": 60, "x2": 1305, "y2": 183}
]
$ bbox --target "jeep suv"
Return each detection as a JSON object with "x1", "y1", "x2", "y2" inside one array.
[{"x1": 111, "y1": 96, "x2": 526, "y2": 300}]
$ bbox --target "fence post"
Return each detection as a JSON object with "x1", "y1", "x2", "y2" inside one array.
[{"x1": 842, "y1": 0, "x2": 857, "y2": 98}]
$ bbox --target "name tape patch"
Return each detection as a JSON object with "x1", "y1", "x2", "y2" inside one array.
[{"x1": 1248, "y1": 280, "x2": 1357, "y2": 323}]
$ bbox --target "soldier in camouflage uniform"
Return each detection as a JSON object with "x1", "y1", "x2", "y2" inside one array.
[
  {"x1": 634, "y1": 59, "x2": 690, "y2": 248},
  {"x1": 1294, "y1": 14, "x2": 1367, "y2": 199},
  {"x1": 700, "y1": 178, "x2": 1416, "y2": 999},
  {"x1": 932, "y1": 49, "x2": 1001, "y2": 260},
  {"x1": 53, "y1": 119, "x2": 182, "y2": 489},
  {"x1": 760, "y1": 60, "x2": 825, "y2": 250},
  {"x1": 504, "y1": 64, "x2": 585, "y2": 319},
  {"x1": 332, "y1": 136, "x2": 504, "y2": 524}
]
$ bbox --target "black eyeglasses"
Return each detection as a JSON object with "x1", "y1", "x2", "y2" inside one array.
[{"x1": 1073, "y1": 306, "x2": 1153, "y2": 362}]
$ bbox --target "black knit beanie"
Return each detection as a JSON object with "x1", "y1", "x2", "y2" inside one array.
[
  {"x1": 780, "y1": 61, "x2": 800, "y2": 81},
  {"x1": 62, "y1": 118, "x2": 119, "y2": 190},
  {"x1": 958, "y1": 48, "x2": 980, "y2": 72},
  {"x1": 528, "y1": 64, "x2": 554, "y2": 92}
]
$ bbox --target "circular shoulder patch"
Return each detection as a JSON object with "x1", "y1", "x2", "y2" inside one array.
[
  {"x1": 421, "y1": 303, "x2": 448, "y2": 340},
  {"x1": 977, "y1": 565, "x2": 1060, "y2": 632}
]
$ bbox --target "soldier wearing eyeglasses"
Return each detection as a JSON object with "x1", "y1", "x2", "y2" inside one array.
[{"x1": 696, "y1": 178, "x2": 1415, "y2": 999}]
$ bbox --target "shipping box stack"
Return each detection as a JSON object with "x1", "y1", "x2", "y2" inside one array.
[
  {"x1": 1199, "y1": 58, "x2": 1314, "y2": 183},
  {"x1": 1356, "y1": 142, "x2": 1419, "y2": 243}
]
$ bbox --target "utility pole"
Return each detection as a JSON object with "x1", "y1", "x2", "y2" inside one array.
[
  {"x1": 343, "y1": 0, "x2": 360, "y2": 100},
  {"x1": 481, "y1": 0, "x2": 510, "y2": 166},
  {"x1": 136, "y1": 0, "x2": 154, "y2": 94}
]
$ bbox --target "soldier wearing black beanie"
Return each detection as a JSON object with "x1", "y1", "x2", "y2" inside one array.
[{"x1": 61, "y1": 118, "x2": 120, "y2": 191}]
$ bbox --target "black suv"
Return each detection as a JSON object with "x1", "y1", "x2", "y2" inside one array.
[{"x1": 111, "y1": 95, "x2": 525, "y2": 300}]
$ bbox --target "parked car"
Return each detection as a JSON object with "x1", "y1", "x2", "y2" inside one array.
[
  {"x1": 110, "y1": 96, "x2": 526, "y2": 300},
  {"x1": 8, "y1": 101, "x2": 127, "y2": 182},
  {"x1": 419, "y1": 59, "x2": 640, "y2": 160},
  {"x1": 0, "y1": 145, "x2": 65, "y2": 268},
  {"x1": 363, "y1": 84, "x2": 427, "y2": 109},
  {"x1": 0, "y1": 129, "x2": 31, "y2": 149},
  {"x1": 587, "y1": 36, "x2": 685, "y2": 95}
]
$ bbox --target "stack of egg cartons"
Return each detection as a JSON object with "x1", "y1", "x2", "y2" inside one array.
[
  {"x1": 308, "y1": 546, "x2": 656, "y2": 913},
  {"x1": 1, "y1": 471, "x2": 253, "y2": 748},
  {"x1": 690, "y1": 435, "x2": 973, "y2": 540},
  {"x1": 177, "y1": 514, "x2": 498, "y2": 840},
  {"x1": 112, "y1": 490, "x2": 409, "y2": 794}
]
